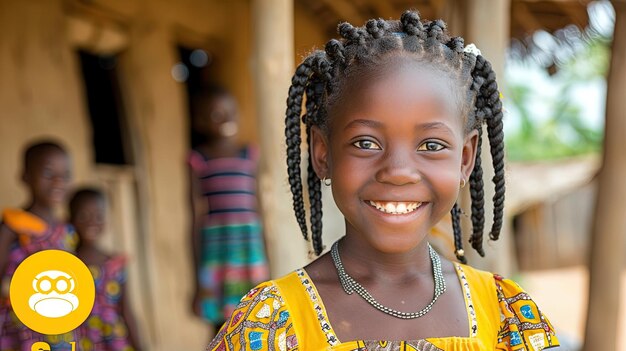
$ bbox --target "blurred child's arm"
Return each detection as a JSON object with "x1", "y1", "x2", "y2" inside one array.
[
  {"x1": 188, "y1": 164, "x2": 206, "y2": 315},
  {"x1": 250, "y1": 144, "x2": 270, "y2": 265},
  {"x1": 120, "y1": 284, "x2": 142, "y2": 351},
  {"x1": 0, "y1": 224, "x2": 16, "y2": 282}
]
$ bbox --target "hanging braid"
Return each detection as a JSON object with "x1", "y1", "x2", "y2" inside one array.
[
  {"x1": 451, "y1": 203, "x2": 467, "y2": 264},
  {"x1": 471, "y1": 55, "x2": 506, "y2": 241},
  {"x1": 284, "y1": 10, "x2": 505, "y2": 259},
  {"x1": 469, "y1": 127, "x2": 486, "y2": 256},
  {"x1": 305, "y1": 82, "x2": 325, "y2": 255},
  {"x1": 285, "y1": 58, "x2": 312, "y2": 241}
]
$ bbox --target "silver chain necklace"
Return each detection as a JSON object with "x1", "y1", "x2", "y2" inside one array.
[{"x1": 330, "y1": 241, "x2": 446, "y2": 319}]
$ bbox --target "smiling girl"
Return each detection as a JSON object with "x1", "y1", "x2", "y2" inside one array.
[
  {"x1": 208, "y1": 11, "x2": 559, "y2": 351},
  {"x1": 70, "y1": 188, "x2": 141, "y2": 351},
  {"x1": 0, "y1": 141, "x2": 78, "y2": 350}
]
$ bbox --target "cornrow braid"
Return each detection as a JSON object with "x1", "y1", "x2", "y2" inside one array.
[
  {"x1": 400, "y1": 11, "x2": 426, "y2": 39},
  {"x1": 284, "y1": 10, "x2": 505, "y2": 260}
]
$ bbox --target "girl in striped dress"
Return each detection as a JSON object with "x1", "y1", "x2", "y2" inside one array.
[{"x1": 188, "y1": 87, "x2": 269, "y2": 333}]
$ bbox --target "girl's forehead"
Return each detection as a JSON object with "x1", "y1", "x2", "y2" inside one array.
[
  {"x1": 333, "y1": 62, "x2": 463, "y2": 124},
  {"x1": 370, "y1": 64, "x2": 457, "y2": 100},
  {"x1": 32, "y1": 151, "x2": 69, "y2": 171},
  {"x1": 74, "y1": 198, "x2": 105, "y2": 213}
]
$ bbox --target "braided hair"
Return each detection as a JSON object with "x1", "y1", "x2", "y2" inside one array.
[{"x1": 284, "y1": 11, "x2": 505, "y2": 260}]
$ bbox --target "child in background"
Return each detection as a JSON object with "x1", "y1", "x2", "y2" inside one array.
[
  {"x1": 69, "y1": 188, "x2": 141, "y2": 351},
  {"x1": 188, "y1": 86, "x2": 269, "y2": 334},
  {"x1": 208, "y1": 11, "x2": 560, "y2": 351},
  {"x1": 0, "y1": 141, "x2": 78, "y2": 351}
]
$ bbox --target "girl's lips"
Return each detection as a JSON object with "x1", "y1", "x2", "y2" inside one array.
[
  {"x1": 49, "y1": 189, "x2": 65, "y2": 201},
  {"x1": 366, "y1": 200, "x2": 423, "y2": 215}
]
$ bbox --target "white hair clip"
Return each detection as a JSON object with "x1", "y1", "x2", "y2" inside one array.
[{"x1": 463, "y1": 43, "x2": 481, "y2": 56}]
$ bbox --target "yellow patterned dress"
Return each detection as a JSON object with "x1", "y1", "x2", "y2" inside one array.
[{"x1": 207, "y1": 264, "x2": 559, "y2": 351}]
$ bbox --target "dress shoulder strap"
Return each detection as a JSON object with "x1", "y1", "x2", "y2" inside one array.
[
  {"x1": 274, "y1": 269, "x2": 340, "y2": 348},
  {"x1": 455, "y1": 264, "x2": 501, "y2": 341}
]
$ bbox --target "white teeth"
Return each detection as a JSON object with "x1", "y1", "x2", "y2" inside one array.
[
  {"x1": 396, "y1": 203, "x2": 407, "y2": 213},
  {"x1": 385, "y1": 203, "x2": 396, "y2": 213},
  {"x1": 368, "y1": 201, "x2": 422, "y2": 215}
]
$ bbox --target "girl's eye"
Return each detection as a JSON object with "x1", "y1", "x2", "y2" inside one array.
[
  {"x1": 42, "y1": 170, "x2": 53, "y2": 179},
  {"x1": 352, "y1": 140, "x2": 381, "y2": 150},
  {"x1": 418, "y1": 141, "x2": 445, "y2": 152}
]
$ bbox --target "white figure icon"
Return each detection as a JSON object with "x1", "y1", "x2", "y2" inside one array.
[{"x1": 28, "y1": 270, "x2": 79, "y2": 318}]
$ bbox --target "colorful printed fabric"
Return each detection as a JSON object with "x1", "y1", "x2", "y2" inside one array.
[
  {"x1": 0, "y1": 208, "x2": 79, "y2": 351},
  {"x1": 494, "y1": 274, "x2": 558, "y2": 351},
  {"x1": 189, "y1": 146, "x2": 269, "y2": 324},
  {"x1": 74, "y1": 255, "x2": 134, "y2": 351},
  {"x1": 207, "y1": 263, "x2": 559, "y2": 351},
  {"x1": 208, "y1": 283, "x2": 297, "y2": 351}
]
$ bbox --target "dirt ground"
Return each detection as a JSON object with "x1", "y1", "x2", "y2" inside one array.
[{"x1": 519, "y1": 266, "x2": 626, "y2": 350}]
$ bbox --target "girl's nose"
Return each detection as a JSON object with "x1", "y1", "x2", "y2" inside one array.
[
  {"x1": 374, "y1": 151, "x2": 422, "y2": 186},
  {"x1": 51, "y1": 175, "x2": 67, "y2": 186}
]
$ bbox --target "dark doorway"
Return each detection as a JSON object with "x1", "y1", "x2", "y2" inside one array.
[
  {"x1": 177, "y1": 46, "x2": 215, "y2": 148},
  {"x1": 78, "y1": 51, "x2": 131, "y2": 165}
]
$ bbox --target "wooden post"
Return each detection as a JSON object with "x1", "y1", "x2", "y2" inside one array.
[
  {"x1": 119, "y1": 19, "x2": 208, "y2": 350},
  {"x1": 252, "y1": 0, "x2": 309, "y2": 277},
  {"x1": 583, "y1": 2, "x2": 626, "y2": 350},
  {"x1": 466, "y1": 0, "x2": 509, "y2": 75}
]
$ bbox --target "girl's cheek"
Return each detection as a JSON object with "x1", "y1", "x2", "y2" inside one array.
[{"x1": 428, "y1": 168, "x2": 461, "y2": 196}]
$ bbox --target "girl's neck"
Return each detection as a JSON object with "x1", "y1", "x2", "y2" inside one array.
[
  {"x1": 338, "y1": 234, "x2": 433, "y2": 284},
  {"x1": 76, "y1": 242, "x2": 104, "y2": 258},
  {"x1": 198, "y1": 138, "x2": 239, "y2": 157},
  {"x1": 206, "y1": 137, "x2": 237, "y2": 148},
  {"x1": 25, "y1": 202, "x2": 56, "y2": 224},
  {"x1": 76, "y1": 241, "x2": 98, "y2": 251}
]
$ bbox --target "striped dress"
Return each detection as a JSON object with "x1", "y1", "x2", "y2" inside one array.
[{"x1": 188, "y1": 145, "x2": 269, "y2": 324}]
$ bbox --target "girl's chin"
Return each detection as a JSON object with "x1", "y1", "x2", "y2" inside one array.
[
  {"x1": 48, "y1": 197, "x2": 66, "y2": 205},
  {"x1": 366, "y1": 237, "x2": 428, "y2": 254},
  {"x1": 79, "y1": 238, "x2": 98, "y2": 246}
]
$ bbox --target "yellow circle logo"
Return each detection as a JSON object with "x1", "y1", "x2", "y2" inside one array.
[{"x1": 9, "y1": 250, "x2": 95, "y2": 335}]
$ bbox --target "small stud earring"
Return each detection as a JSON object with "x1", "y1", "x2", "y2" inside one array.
[
  {"x1": 322, "y1": 177, "x2": 332, "y2": 186},
  {"x1": 460, "y1": 178, "x2": 466, "y2": 189}
]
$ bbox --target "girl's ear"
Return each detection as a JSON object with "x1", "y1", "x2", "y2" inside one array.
[
  {"x1": 310, "y1": 126, "x2": 330, "y2": 179},
  {"x1": 461, "y1": 129, "x2": 480, "y2": 181}
]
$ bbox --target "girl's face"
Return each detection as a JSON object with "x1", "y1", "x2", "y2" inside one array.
[
  {"x1": 311, "y1": 60, "x2": 478, "y2": 254},
  {"x1": 193, "y1": 94, "x2": 239, "y2": 139},
  {"x1": 72, "y1": 197, "x2": 105, "y2": 245},
  {"x1": 24, "y1": 150, "x2": 71, "y2": 208}
]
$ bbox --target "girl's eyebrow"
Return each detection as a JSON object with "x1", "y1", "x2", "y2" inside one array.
[
  {"x1": 416, "y1": 121, "x2": 454, "y2": 134},
  {"x1": 344, "y1": 118, "x2": 384, "y2": 130}
]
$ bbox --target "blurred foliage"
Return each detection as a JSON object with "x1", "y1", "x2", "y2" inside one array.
[
  {"x1": 558, "y1": 34, "x2": 611, "y2": 80},
  {"x1": 505, "y1": 82, "x2": 604, "y2": 161},
  {"x1": 504, "y1": 2, "x2": 612, "y2": 161}
]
